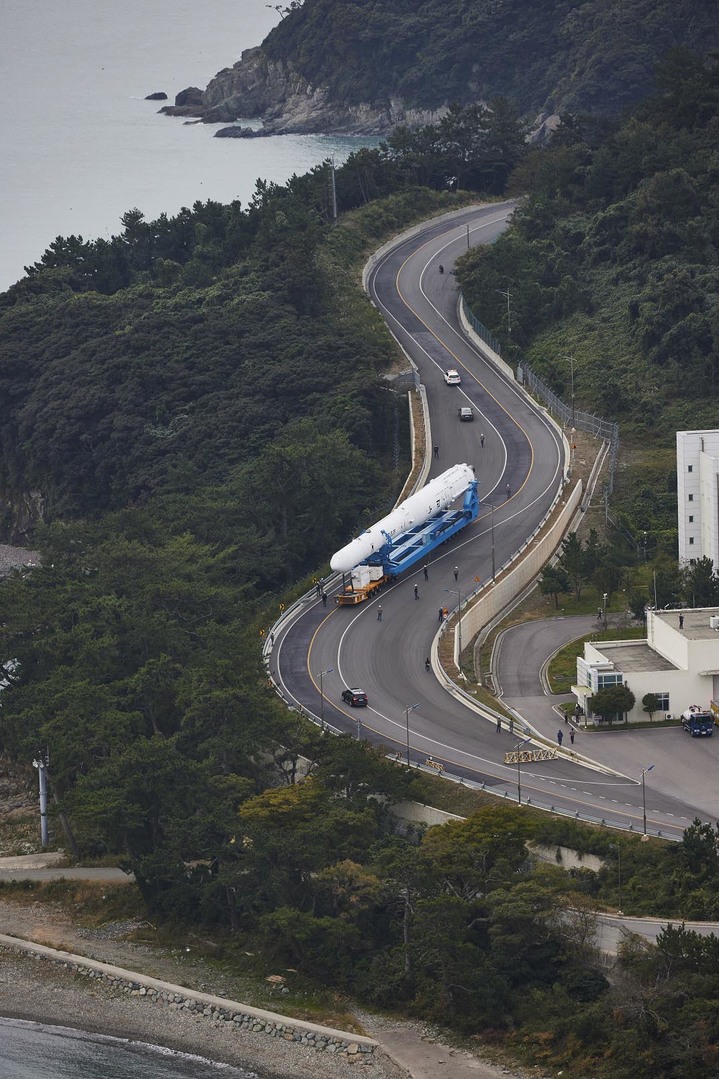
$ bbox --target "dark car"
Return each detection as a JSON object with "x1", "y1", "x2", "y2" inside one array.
[{"x1": 342, "y1": 687, "x2": 368, "y2": 707}]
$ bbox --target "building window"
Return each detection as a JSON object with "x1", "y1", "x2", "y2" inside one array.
[
  {"x1": 688, "y1": 465, "x2": 693, "y2": 472},
  {"x1": 690, "y1": 537, "x2": 695, "y2": 545},
  {"x1": 597, "y1": 673, "x2": 624, "y2": 690},
  {"x1": 688, "y1": 494, "x2": 694, "y2": 501},
  {"x1": 653, "y1": 693, "x2": 669, "y2": 711},
  {"x1": 689, "y1": 515, "x2": 694, "y2": 522}
]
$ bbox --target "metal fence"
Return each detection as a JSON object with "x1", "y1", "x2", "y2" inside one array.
[
  {"x1": 463, "y1": 302, "x2": 620, "y2": 499},
  {"x1": 463, "y1": 303, "x2": 504, "y2": 356}
]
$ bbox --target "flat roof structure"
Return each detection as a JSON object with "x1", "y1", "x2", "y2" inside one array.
[
  {"x1": 597, "y1": 642, "x2": 678, "y2": 673},
  {"x1": 653, "y1": 607, "x2": 719, "y2": 641}
]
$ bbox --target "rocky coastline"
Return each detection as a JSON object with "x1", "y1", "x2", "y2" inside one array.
[{"x1": 158, "y1": 47, "x2": 446, "y2": 136}]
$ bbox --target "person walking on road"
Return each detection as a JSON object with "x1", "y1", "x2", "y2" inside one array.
[
  {"x1": 506, "y1": 482, "x2": 511, "y2": 498},
  {"x1": 322, "y1": 591, "x2": 327, "y2": 607},
  {"x1": 423, "y1": 564, "x2": 429, "y2": 581},
  {"x1": 679, "y1": 613, "x2": 685, "y2": 629},
  {"x1": 557, "y1": 729, "x2": 563, "y2": 746},
  {"x1": 377, "y1": 605, "x2": 383, "y2": 621},
  {"x1": 496, "y1": 717, "x2": 501, "y2": 733},
  {"x1": 438, "y1": 607, "x2": 444, "y2": 622},
  {"x1": 414, "y1": 584, "x2": 419, "y2": 600},
  {"x1": 453, "y1": 566, "x2": 459, "y2": 581},
  {"x1": 425, "y1": 657, "x2": 431, "y2": 672},
  {"x1": 570, "y1": 728, "x2": 575, "y2": 745},
  {"x1": 433, "y1": 445, "x2": 439, "y2": 459},
  {"x1": 480, "y1": 432, "x2": 485, "y2": 447}
]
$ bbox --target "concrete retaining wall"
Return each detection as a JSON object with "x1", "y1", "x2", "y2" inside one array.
[
  {"x1": 0, "y1": 934, "x2": 377, "y2": 1058},
  {"x1": 453, "y1": 480, "x2": 583, "y2": 648}
]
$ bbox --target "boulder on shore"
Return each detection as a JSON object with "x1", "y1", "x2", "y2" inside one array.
[{"x1": 144, "y1": 91, "x2": 168, "y2": 101}]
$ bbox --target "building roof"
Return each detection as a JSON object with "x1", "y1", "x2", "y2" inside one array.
[
  {"x1": 654, "y1": 607, "x2": 719, "y2": 640},
  {"x1": 595, "y1": 641, "x2": 679, "y2": 673}
]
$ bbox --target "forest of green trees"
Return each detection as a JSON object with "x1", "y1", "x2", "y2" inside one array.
[
  {"x1": 2, "y1": 45, "x2": 719, "y2": 1078},
  {"x1": 457, "y1": 49, "x2": 719, "y2": 550},
  {"x1": 263, "y1": 0, "x2": 718, "y2": 119}
]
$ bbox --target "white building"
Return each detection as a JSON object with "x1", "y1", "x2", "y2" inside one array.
[
  {"x1": 676, "y1": 429, "x2": 719, "y2": 567},
  {"x1": 573, "y1": 607, "x2": 719, "y2": 724}
]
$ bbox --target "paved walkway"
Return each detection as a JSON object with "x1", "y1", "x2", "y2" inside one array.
[{"x1": 0, "y1": 853, "x2": 131, "y2": 882}]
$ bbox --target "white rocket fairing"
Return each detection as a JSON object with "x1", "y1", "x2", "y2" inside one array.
[{"x1": 330, "y1": 463, "x2": 476, "y2": 573}]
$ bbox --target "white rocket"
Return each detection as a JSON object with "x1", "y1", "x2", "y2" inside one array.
[{"x1": 330, "y1": 463, "x2": 476, "y2": 573}]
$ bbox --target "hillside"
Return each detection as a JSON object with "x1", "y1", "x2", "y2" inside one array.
[
  {"x1": 456, "y1": 49, "x2": 719, "y2": 561},
  {"x1": 188, "y1": 0, "x2": 719, "y2": 134}
]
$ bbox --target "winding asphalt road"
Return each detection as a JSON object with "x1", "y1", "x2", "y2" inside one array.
[{"x1": 269, "y1": 204, "x2": 706, "y2": 839}]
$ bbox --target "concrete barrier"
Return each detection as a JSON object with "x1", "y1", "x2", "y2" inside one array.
[{"x1": 0, "y1": 934, "x2": 378, "y2": 1057}]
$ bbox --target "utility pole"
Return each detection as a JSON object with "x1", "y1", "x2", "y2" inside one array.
[
  {"x1": 444, "y1": 588, "x2": 463, "y2": 668},
  {"x1": 641, "y1": 764, "x2": 655, "y2": 835},
  {"x1": 319, "y1": 667, "x2": 333, "y2": 731},
  {"x1": 513, "y1": 737, "x2": 531, "y2": 804},
  {"x1": 404, "y1": 703, "x2": 420, "y2": 767},
  {"x1": 495, "y1": 288, "x2": 512, "y2": 337},
  {"x1": 567, "y1": 354, "x2": 575, "y2": 428},
  {"x1": 329, "y1": 158, "x2": 338, "y2": 222},
  {"x1": 32, "y1": 752, "x2": 49, "y2": 848},
  {"x1": 611, "y1": 843, "x2": 622, "y2": 912}
]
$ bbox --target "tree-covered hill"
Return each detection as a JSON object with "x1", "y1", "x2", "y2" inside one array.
[
  {"x1": 261, "y1": 0, "x2": 719, "y2": 120},
  {"x1": 456, "y1": 49, "x2": 719, "y2": 550}
]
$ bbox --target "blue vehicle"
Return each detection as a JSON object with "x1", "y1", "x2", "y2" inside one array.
[{"x1": 681, "y1": 707, "x2": 714, "y2": 736}]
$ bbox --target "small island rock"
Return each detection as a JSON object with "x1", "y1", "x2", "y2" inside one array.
[{"x1": 144, "y1": 91, "x2": 168, "y2": 101}]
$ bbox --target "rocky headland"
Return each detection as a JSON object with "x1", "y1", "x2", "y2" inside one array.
[{"x1": 159, "y1": 47, "x2": 446, "y2": 136}]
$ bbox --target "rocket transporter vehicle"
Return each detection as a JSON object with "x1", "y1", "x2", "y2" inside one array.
[{"x1": 330, "y1": 464, "x2": 479, "y2": 604}]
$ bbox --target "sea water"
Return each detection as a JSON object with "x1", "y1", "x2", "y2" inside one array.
[
  {"x1": 0, "y1": 1018, "x2": 258, "y2": 1078},
  {"x1": 0, "y1": 0, "x2": 378, "y2": 292}
]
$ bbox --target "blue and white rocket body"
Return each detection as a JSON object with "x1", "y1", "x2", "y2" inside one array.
[{"x1": 330, "y1": 463, "x2": 476, "y2": 574}]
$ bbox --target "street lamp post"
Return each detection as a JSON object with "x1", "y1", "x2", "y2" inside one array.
[
  {"x1": 611, "y1": 843, "x2": 622, "y2": 913},
  {"x1": 495, "y1": 288, "x2": 512, "y2": 337},
  {"x1": 641, "y1": 764, "x2": 655, "y2": 835},
  {"x1": 602, "y1": 592, "x2": 608, "y2": 628},
  {"x1": 567, "y1": 354, "x2": 575, "y2": 428},
  {"x1": 404, "y1": 703, "x2": 420, "y2": 767},
  {"x1": 514, "y1": 737, "x2": 531, "y2": 805},
  {"x1": 444, "y1": 587, "x2": 463, "y2": 661},
  {"x1": 319, "y1": 667, "x2": 333, "y2": 731}
]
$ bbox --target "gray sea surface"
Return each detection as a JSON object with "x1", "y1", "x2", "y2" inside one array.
[
  {"x1": 0, "y1": 0, "x2": 378, "y2": 293},
  {"x1": 0, "y1": 1017, "x2": 257, "y2": 1078}
]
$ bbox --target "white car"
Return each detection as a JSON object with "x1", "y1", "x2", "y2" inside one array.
[{"x1": 444, "y1": 369, "x2": 461, "y2": 385}]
